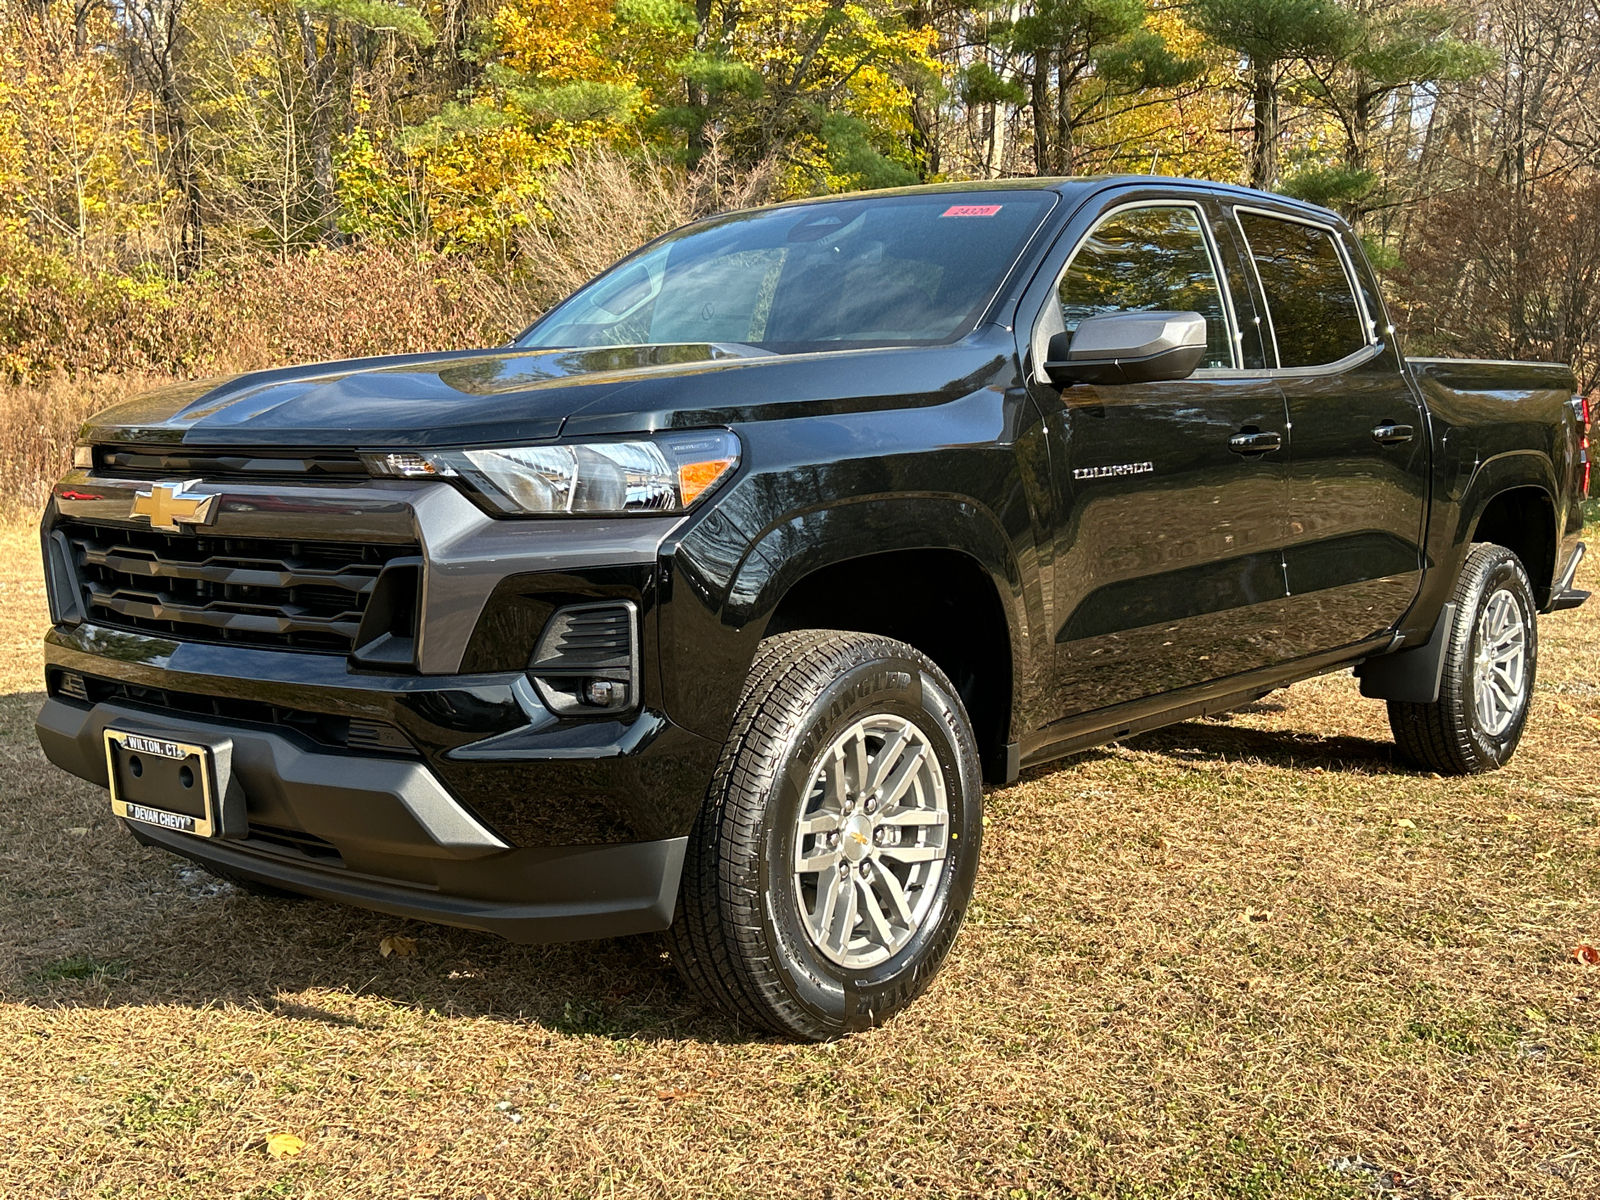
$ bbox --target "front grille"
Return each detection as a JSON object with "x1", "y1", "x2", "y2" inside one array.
[
  {"x1": 97, "y1": 446, "x2": 367, "y2": 480},
  {"x1": 63, "y1": 672, "x2": 417, "y2": 756},
  {"x1": 61, "y1": 522, "x2": 419, "y2": 653}
]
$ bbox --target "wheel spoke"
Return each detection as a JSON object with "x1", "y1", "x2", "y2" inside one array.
[
  {"x1": 864, "y1": 724, "x2": 911, "y2": 794},
  {"x1": 880, "y1": 806, "x2": 947, "y2": 828},
  {"x1": 798, "y1": 810, "x2": 840, "y2": 835},
  {"x1": 879, "y1": 743, "x2": 929, "y2": 809},
  {"x1": 858, "y1": 880, "x2": 895, "y2": 947},
  {"x1": 850, "y1": 733, "x2": 870, "y2": 797},
  {"x1": 795, "y1": 848, "x2": 840, "y2": 874},
  {"x1": 827, "y1": 872, "x2": 859, "y2": 956},
  {"x1": 1489, "y1": 628, "x2": 1523, "y2": 658},
  {"x1": 825, "y1": 746, "x2": 849, "y2": 806},
  {"x1": 879, "y1": 843, "x2": 945, "y2": 865},
  {"x1": 812, "y1": 867, "x2": 845, "y2": 934},
  {"x1": 873, "y1": 861, "x2": 915, "y2": 925}
]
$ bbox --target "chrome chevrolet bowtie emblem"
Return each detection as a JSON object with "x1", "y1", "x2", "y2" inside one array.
[{"x1": 131, "y1": 480, "x2": 217, "y2": 532}]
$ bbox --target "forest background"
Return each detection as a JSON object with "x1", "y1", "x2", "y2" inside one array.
[{"x1": 2, "y1": 0, "x2": 1599, "y2": 508}]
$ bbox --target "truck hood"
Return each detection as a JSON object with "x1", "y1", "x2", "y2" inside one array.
[
  {"x1": 81, "y1": 334, "x2": 1014, "y2": 448},
  {"x1": 83, "y1": 344, "x2": 773, "y2": 448}
]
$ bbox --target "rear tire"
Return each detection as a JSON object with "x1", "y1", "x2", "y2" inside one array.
[
  {"x1": 667, "y1": 630, "x2": 983, "y2": 1040},
  {"x1": 1389, "y1": 542, "x2": 1538, "y2": 775}
]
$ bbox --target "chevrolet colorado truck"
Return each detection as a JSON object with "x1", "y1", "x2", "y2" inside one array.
[{"x1": 36, "y1": 178, "x2": 1591, "y2": 1038}]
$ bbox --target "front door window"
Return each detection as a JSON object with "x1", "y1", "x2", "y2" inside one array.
[{"x1": 1049, "y1": 205, "x2": 1237, "y2": 370}]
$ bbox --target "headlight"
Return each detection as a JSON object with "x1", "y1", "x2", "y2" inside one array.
[{"x1": 363, "y1": 431, "x2": 739, "y2": 516}]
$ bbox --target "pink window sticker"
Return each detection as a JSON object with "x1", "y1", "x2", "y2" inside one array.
[{"x1": 941, "y1": 204, "x2": 1002, "y2": 217}]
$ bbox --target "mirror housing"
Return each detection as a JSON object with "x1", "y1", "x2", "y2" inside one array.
[{"x1": 1044, "y1": 310, "x2": 1208, "y2": 386}]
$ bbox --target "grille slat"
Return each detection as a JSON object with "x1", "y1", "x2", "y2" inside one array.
[
  {"x1": 62, "y1": 522, "x2": 419, "y2": 654},
  {"x1": 62, "y1": 673, "x2": 417, "y2": 757},
  {"x1": 98, "y1": 447, "x2": 366, "y2": 480}
]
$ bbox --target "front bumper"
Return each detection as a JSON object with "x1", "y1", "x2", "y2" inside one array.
[
  {"x1": 37, "y1": 691, "x2": 690, "y2": 942},
  {"x1": 129, "y1": 821, "x2": 685, "y2": 944},
  {"x1": 38, "y1": 470, "x2": 724, "y2": 943}
]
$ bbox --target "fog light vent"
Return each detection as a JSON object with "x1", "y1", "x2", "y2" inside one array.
[
  {"x1": 528, "y1": 601, "x2": 638, "y2": 716},
  {"x1": 58, "y1": 672, "x2": 89, "y2": 702}
]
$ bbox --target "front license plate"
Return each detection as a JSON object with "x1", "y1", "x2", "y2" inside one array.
[{"x1": 104, "y1": 729, "x2": 223, "y2": 838}]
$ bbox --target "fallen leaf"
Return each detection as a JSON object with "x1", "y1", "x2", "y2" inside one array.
[
  {"x1": 656, "y1": 1086, "x2": 695, "y2": 1101},
  {"x1": 63, "y1": 827, "x2": 89, "y2": 836},
  {"x1": 1428, "y1": 772, "x2": 1443, "y2": 780},
  {"x1": 1236, "y1": 907, "x2": 1271, "y2": 924},
  {"x1": 266, "y1": 1133, "x2": 305, "y2": 1159},
  {"x1": 1571, "y1": 944, "x2": 1600, "y2": 966},
  {"x1": 380, "y1": 935, "x2": 418, "y2": 958},
  {"x1": 1555, "y1": 701, "x2": 1577, "y2": 716},
  {"x1": 1394, "y1": 818, "x2": 1416, "y2": 829}
]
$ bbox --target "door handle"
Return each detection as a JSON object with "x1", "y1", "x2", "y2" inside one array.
[
  {"x1": 1372, "y1": 422, "x2": 1415, "y2": 445},
  {"x1": 1228, "y1": 430, "x2": 1283, "y2": 455}
]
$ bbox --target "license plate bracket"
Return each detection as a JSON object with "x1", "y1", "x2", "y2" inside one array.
[{"x1": 104, "y1": 728, "x2": 235, "y2": 838}]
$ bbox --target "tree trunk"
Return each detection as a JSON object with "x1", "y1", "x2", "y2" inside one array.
[
  {"x1": 984, "y1": 99, "x2": 1008, "y2": 178},
  {"x1": 299, "y1": 12, "x2": 342, "y2": 245},
  {"x1": 1346, "y1": 75, "x2": 1374, "y2": 228},
  {"x1": 1250, "y1": 61, "x2": 1279, "y2": 191},
  {"x1": 684, "y1": 0, "x2": 714, "y2": 160},
  {"x1": 1030, "y1": 55, "x2": 1052, "y2": 176},
  {"x1": 127, "y1": 0, "x2": 204, "y2": 276},
  {"x1": 1055, "y1": 49, "x2": 1073, "y2": 175}
]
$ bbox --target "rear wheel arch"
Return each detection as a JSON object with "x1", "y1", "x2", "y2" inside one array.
[{"x1": 1467, "y1": 482, "x2": 1558, "y2": 606}]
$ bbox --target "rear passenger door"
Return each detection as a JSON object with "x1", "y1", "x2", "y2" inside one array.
[
  {"x1": 1024, "y1": 195, "x2": 1295, "y2": 721},
  {"x1": 1233, "y1": 207, "x2": 1428, "y2": 651}
]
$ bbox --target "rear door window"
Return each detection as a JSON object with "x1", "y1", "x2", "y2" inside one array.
[{"x1": 1236, "y1": 212, "x2": 1368, "y2": 368}]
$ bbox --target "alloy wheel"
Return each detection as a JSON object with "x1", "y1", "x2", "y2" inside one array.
[
  {"x1": 791, "y1": 714, "x2": 950, "y2": 968},
  {"x1": 1472, "y1": 587, "x2": 1528, "y2": 737}
]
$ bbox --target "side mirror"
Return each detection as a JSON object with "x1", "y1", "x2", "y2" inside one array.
[{"x1": 1044, "y1": 310, "x2": 1208, "y2": 386}]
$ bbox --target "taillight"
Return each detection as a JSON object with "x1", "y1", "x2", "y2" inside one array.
[{"x1": 1582, "y1": 393, "x2": 1592, "y2": 496}]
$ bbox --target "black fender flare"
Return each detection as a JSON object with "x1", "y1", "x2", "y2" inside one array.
[
  {"x1": 1395, "y1": 448, "x2": 1560, "y2": 656},
  {"x1": 1457, "y1": 451, "x2": 1558, "y2": 547},
  {"x1": 660, "y1": 494, "x2": 1034, "y2": 749}
]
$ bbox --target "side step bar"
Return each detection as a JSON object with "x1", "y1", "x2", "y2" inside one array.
[{"x1": 1552, "y1": 542, "x2": 1590, "y2": 612}]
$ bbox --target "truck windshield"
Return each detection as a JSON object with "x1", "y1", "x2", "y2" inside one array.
[{"x1": 518, "y1": 191, "x2": 1055, "y2": 354}]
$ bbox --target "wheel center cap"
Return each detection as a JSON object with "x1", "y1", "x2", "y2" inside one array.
[{"x1": 841, "y1": 813, "x2": 874, "y2": 862}]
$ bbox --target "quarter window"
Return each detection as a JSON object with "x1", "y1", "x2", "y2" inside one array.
[
  {"x1": 1053, "y1": 205, "x2": 1235, "y2": 369},
  {"x1": 1236, "y1": 213, "x2": 1367, "y2": 368}
]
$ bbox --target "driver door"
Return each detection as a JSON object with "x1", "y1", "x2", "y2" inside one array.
[{"x1": 1025, "y1": 197, "x2": 1295, "y2": 721}]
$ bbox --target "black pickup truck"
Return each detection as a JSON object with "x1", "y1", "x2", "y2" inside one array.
[{"x1": 36, "y1": 177, "x2": 1590, "y2": 1038}]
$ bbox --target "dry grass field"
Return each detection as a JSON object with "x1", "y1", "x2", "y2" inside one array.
[{"x1": 1, "y1": 518, "x2": 1597, "y2": 1199}]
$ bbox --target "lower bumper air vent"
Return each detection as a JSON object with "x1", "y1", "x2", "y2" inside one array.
[{"x1": 527, "y1": 601, "x2": 639, "y2": 716}]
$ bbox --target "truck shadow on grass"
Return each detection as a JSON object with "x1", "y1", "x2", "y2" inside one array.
[
  {"x1": 4, "y1": 689, "x2": 1397, "y2": 1045},
  {"x1": 13, "y1": 889, "x2": 769, "y2": 1044},
  {"x1": 1, "y1": 690, "x2": 766, "y2": 1043},
  {"x1": 1126, "y1": 712, "x2": 1405, "y2": 773}
]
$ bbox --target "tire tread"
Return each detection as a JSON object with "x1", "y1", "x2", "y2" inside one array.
[{"x1": 667, "y1": 629, "x2": 970, "y2": 1038}]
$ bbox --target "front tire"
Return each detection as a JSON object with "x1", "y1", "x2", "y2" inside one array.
[
  {"x1": 1389, "y1": 542, "x2": 1538, "y2": 775},
  {"x1": 667, "y1": 630, "x2": 983, "y2": 1039}
]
